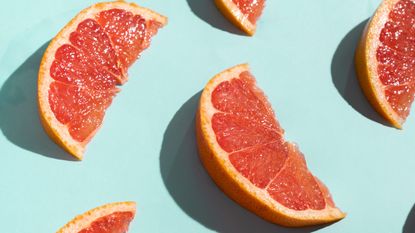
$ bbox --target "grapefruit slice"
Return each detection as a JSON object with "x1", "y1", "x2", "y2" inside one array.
[
  {"x1": 355, "y1": 0, "x2": 415, "y2": 128},
  {"x1": 196, "y1": 64, "x2": 345, "y2": 227},
  {"x1": 38, "y1": 1, "x2": 167, "y2": 159},
  {"x1": 56, "y1": 201, "x2": 136, "y2": 233},
  {"x1": 214, "y1": 0, "x2": 265, "y2": 36}
]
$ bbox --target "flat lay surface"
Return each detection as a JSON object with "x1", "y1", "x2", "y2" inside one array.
[{"x1": 0, "y1": 0, "x2": 414, "y2": 232}]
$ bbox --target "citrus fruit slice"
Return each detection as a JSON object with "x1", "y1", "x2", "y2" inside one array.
[
  {"x1": 56, "y1": 201, "x2": 136, "y2": 233},
  {"x1": 355, "y1": 0, "x2": 415, "y2": 128},
  {"x1": 38, "y1": 1, "x2": 167, "y2": 159},
  {"x1": 196, "y1": 64, "x2": 345, "y2": 227},
  {"x1": 214, "y1": 0, "x2": 265, "y2": 36}
]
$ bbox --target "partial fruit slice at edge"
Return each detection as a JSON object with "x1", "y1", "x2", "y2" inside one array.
[
  {"x1": 355, "y1": 0, "x2": 415, "y2": 128},
  {"x1": 196, "y1": 64, "x2": 345, "y2": 227},
  {"x1": 38, "y1": 1, "x2": 167, "y2": 159},
  {"x1": 214, "y1": 0, "x2": 265, "y2": 36},
  {"x1": 56, "y1": 201, "x2": 136, "y2": 233}
]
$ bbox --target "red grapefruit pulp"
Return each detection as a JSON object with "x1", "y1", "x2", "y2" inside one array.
[
  {"x1": 38, "y1": 2, "x2": 167, "y2": 159},
  {"x1": 78, "y1": 212, "x2": 134, "y2": 233},
  {"x1": 56, "y1": 202, "x2": 136, "y2": 233},
  {"x1": 197, "y1": 64, "x2": 344, "y2": 226},
  {"x1": 378, "y1": 0, "x2": 415, "y2": 120},
  {"x1": 215, "y1": 0, "x2": 265, "y2": 35},
  {"x1": 356, "y1": 0, "x2": 415, "y2": 127},
  {"x1": 232, "y1": 0, "x2": 265, "y2": 24},
  {"x1": 212, "y1": 71, "x2": 333, "y2": 210}
]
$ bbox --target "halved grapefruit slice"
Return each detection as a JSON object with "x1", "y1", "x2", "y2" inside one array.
[
  {"x1": 215, "y1": 0, "x2": 265, "y2": 36},
  {"x1": 38, "y1": 1, "x2": 167, "y2": 159},
  {"x1": 355, "y1": 0, "x2": 415, "y2": 128},
  {"x1": 196, "y1": 64, "x2": 345, "y2": 227},
  {"x1": 56, "y1": 201, "x2": 136, "y2": 233}
]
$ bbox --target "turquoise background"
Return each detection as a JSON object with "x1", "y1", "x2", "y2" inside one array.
[{"x1": 0, "y1": 0, "x2": 414, "y2": 232}]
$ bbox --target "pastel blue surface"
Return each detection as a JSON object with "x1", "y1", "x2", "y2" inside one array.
[{"x1": 0, "y1": 0, "x2": 414, "y2": 232}]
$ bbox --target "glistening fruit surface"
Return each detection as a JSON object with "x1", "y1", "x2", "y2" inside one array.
[
  {"x1": 211, "y1": 71, "x2": 335, "y2": 210},
  {"x1": 49, "y1": 9, "x2": 162, "y2": 142}
]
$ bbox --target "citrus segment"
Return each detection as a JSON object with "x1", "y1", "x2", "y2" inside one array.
[
  {"x1": 232, "y1": 0, "x2": 265, "y2": 24},
  {"x1": 378, "y1": 0, "x2": 415, "y2": 120},
  {"x1": 57, "y1": 202, "x2": 136, "y2": 233},
  {"x1": 214, "y1": 0, "x2": 265, "y2": 36},
  {"x1": 78, "y1": 212, "x2": 134, "y2": 233},
  {"x1": 385, "y1": 84, "x2": 415, "y2": 118},
  {"x1": 315, "y1": 177, "x2": 336, "y2": 208},
  {"x1": 356, "y1": 0, "x2": 415, "y2": 127},
  {"x1": 266, "y1": 143, "x2": 326, "y2": 211},
  {"x1": 50, "y1": 44, "x2": 119, "y2": 91},
  {"x1": 69, "y1": 19, "x2": 122, "y2": 78},
  {"x1": 38, "y1": 1, "x2": 167, "y2": 159},
  {"x1": 48, "y1": 82, "x2": 115, "y2": 142},
  {"x1": 211, "y1": 71, "x2": 282, "y2": 153},
  {"x1": 228, "y1": 140, "x2": 285, "y2": 189},
  {"x1": 211, "y1": 71, "x2": 331, "y2": 210},
  {"x1": 96, "y1": 9, "x2": 163, "y2": 72},
  {"x1": 197, "y1": 64, "x2": 345, "y2": 227}
]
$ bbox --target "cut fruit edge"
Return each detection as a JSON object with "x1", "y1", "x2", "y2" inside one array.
[
  {"x1": 38, "y1": 1, "x2": 167, "y2": 159},
  {"x1": 214, "y1": 0, "x2": 256, "y2": 36},
  {"x1": 56, "y1": 201, "x2": 136, "y2": 233},
  {"x1": 196, "y1": 64, "x2": 345, "y2": 227},
  {"x1": 355, "y1": 0, "x2": 404, "y2": 128}
]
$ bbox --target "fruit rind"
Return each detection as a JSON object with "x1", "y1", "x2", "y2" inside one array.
[
  {"x1": 214, "y1": 0, "x2": 256, "y2": 36},
  {"x1": 56, "y1": 201, "x2": 136, "y2": 233},
  {"x1": 196, "y1": 64, "x2": 345, "y2": 227},
  {"x1": 355, "y1": 0, "x2": 404, "y2": 128},
  {"x1": 38, "y1": 1, "x2": 168, "y2": 159}
]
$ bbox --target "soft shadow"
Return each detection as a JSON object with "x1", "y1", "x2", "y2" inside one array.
[
  {"x1": 0, "y1": 41, "x2": 76, "y2": 161},
  {"x1": 331, "y1": 19, "x2": 390, "y2": 127},
  {"x1": 186, "y1": 0, "x2": 246, "y2": 36},
  {"x1": 403, "y1": 204, "x2": 415, "y2": 233},
  {"x1": 159, "y1": 92, "x2": 329, "y2": 232}
]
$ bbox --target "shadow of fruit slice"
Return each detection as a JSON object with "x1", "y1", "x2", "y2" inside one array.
[
  {"x1": 196, "y1": 64, "x2": 345, "y2": 227},
  {"x1": 214, "y1": 0, "x2": 264, "y2": 36},
  {"x1": 355, "y1": 0, "x2": 415, "y2": 129},
  {"x1": 38, "y1": 1, "x2": 167, "y2": 159},
  {"x1": 56, "y1": 202, "x2": 136, "y2": 233}
]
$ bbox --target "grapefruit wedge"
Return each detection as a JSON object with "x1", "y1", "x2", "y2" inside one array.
[
  {"x1": 38, "y1": 1, "x2": 167, "y2": 159},
  {"x1": 356, "y1": 0, "x2": 415, "y2": 128},
  {"x1": 215, "y1": 0, "x2": 264, "y2": 36},
  {"x1": 196, "y1": 64, "x2": 345, "y2": 227},
  {"x1": 56, "y1": 202, "x2": 136, "y2": 233}
]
